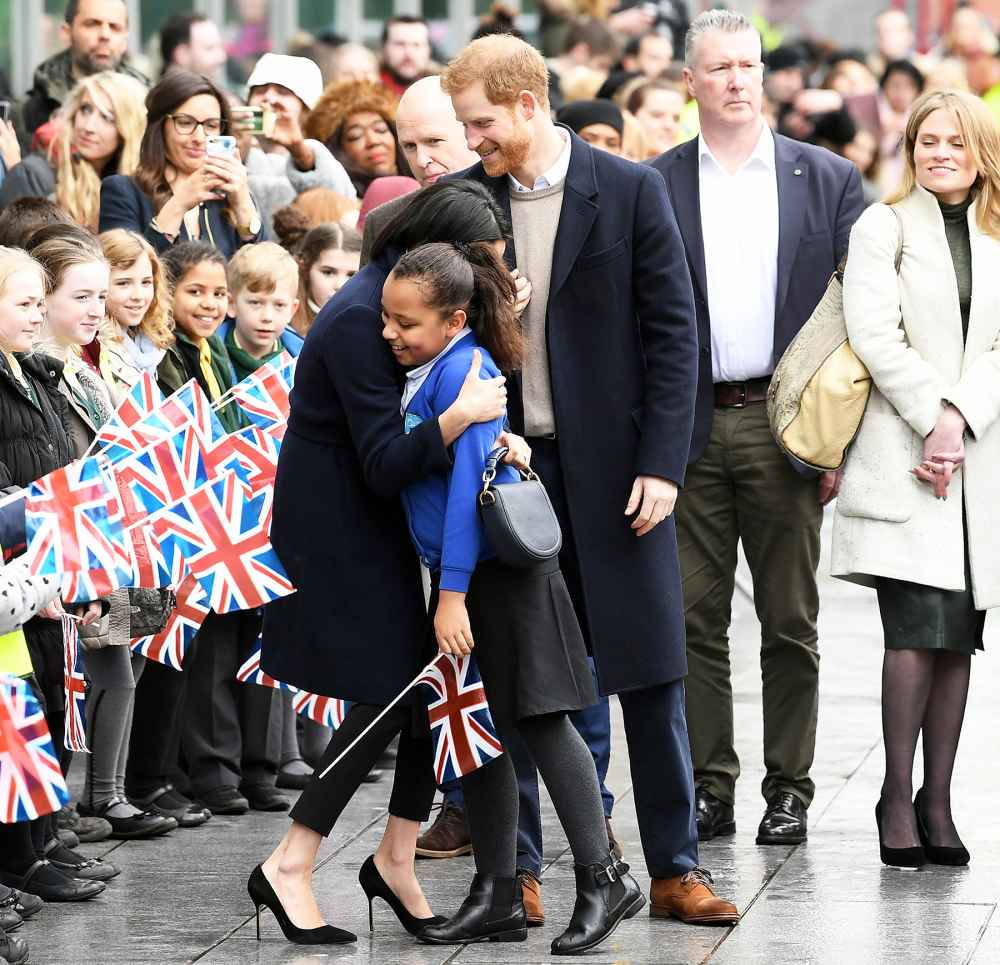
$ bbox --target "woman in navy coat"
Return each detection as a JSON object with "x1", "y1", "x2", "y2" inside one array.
[{"x1": 250, "y1": 181, "x2": 527, "y2": 945}]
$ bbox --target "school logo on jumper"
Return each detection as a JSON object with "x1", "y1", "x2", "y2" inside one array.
[
  {"x1": 417, "y1": 653, "x2": 504, "y2": 784},
  {"x1": 0, "y1": 673, "x2": 70, "y2": 823}
]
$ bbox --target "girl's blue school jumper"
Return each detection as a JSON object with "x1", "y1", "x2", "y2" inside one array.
[{"x1": 400, "y1": 334, "x2": 517, "y2": 594}]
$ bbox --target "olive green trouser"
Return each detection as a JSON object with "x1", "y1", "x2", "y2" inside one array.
[{"x1": 676, "y1": 403, "x2": 822, "y2": 808}]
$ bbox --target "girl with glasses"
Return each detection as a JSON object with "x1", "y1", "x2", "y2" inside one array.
[{"x1": 98, "y1": 69, "x2": 263, "y2": 259}]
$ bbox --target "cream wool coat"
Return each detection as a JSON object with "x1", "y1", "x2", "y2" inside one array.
[{"x1": 832, "y1": 183, "x2": 1000, "y2": 608}]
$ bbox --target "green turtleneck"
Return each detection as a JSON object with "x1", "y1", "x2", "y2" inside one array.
[
  {"x1": 224, "y1": 326, "x2": 282, "y2": 383},
  {"x1": 938, "y1": 193, "x2": 974, "y2": 342}
]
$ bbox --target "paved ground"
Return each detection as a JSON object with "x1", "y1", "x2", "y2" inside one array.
[{"x1": 25, "y1": 514, "x2": 1000, "y2": 964}]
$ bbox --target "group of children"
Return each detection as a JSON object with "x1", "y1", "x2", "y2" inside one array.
[{"x1": 0, "y1": 197, "x2": 362, "y2": 959}]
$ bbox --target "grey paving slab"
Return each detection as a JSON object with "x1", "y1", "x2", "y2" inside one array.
[{"x1": 18, "y1": 510, "x2": 1000, "y2": 964}]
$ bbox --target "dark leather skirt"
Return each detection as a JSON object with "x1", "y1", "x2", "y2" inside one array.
[
  {"x1": 435, "y1": 558, "x2": 598, "y2": 732},
  {"x1": 876, "y1": 530, "x2": 984, "y2": 655}
]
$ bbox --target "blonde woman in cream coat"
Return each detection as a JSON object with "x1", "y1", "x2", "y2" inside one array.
[{"x1": 834, "y1": 89, "x2": 1000, "y2": 870}]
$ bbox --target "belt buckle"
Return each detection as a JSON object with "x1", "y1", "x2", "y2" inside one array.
[{"x1": 732, "y1": 383, "x2": 747, "y2": 409}]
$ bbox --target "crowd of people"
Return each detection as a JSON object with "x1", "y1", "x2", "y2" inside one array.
[{"x1": 0, "y1": 0, "x2": 998, "y2": 962}]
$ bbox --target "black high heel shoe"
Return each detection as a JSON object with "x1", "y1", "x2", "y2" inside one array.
[
  {"x1": 358, "y1": 855, "x2": 445, "y2": 936},
  {"x1": 874, "y1": 801, "x2": 925, "y2": 869},
  {"x1": 913, "y1": 789, "x2": 970, "y2": 866},
  {"x1": 247, "y1": 865, "x2": 356, "y2": 945}
]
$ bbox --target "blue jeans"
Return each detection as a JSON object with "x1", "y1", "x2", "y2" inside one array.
[{"x1": 443, "y1": 658, "x2": 612, "y2": 877}]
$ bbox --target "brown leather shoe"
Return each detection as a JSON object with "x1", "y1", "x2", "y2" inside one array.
[
  {"x1": 606, "y1": 817, "x2": 624, "y2": 861},
  {"x1": 518, "y1": 868, "x2": 544, "y2": 926},
  {"x1": 649, "y1": 868, "x2": 739, "y2": 926},
  {"x1": 415, "y1": 801, "x2": 473, "y2": 858}
]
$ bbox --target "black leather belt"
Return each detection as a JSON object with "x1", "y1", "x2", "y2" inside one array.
[{"x1": 713, "y1": 377, "x2": 771, "y2": 408}]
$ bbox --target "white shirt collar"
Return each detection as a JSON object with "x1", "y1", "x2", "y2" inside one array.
[
  {"x1": 509, "y1": 128, "x2": 572, "y2": 193},
  {"x1": 400, "y1": 328, "x2": 473, "y2": 415},
  {"x1": 698, "y1": 122, "x2": 775, "y2": 176}
]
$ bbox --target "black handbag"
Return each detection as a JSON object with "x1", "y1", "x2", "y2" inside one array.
[{"x1": 477, "y1": 446, "x2": 562, "y2": 568}]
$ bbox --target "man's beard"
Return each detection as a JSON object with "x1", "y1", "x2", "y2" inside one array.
[
  {"x1": 384, "y1": 61, "x2": 421, "y2": 86},
  {"x1": 73, "y1": 50, "x2": 123, "y2": 75},
  {"x1": 480, "y1": 124, "x2": 532, "y2": 178}
]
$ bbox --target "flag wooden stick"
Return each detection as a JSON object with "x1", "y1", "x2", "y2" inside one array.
[{"x1": 316, "y1": 656, "x2": 439, "y2": 781}]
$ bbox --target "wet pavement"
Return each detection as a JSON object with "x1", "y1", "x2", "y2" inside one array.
[{"x1": 27, "y1": 514, "x2": 1000, "y2": 963}]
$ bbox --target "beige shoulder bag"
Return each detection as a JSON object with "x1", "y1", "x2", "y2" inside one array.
[{"x1": 767, "y1": 207, "x2": 903, "y2": 471}]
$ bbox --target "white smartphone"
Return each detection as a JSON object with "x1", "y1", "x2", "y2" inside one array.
[{"x1": 206, "y1": 135, "x2": 237, "y2": 157}]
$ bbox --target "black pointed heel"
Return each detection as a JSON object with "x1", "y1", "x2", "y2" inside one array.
[
  {"x1": 913, "y1": 789, "x2": 970, "y2": 866},
  {"x1": 358, "y1": 855, "x2": 445, "y2": 936},
  {"x1": 875, "y1": 801, "x2": 925, "y2": 869},
  {"x1": 247, "y1": 865, "x2": 356, "y2": 945}
]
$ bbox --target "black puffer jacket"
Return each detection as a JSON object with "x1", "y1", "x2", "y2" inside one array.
[
  {"x1": 0, "y1": 352, "x2": 74, "y2": 489},
  {"x1": 0, "y1": 352, "x2": 74, "y2": 710}
]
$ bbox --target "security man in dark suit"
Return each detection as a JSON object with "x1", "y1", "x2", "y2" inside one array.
[{"x1": 649, "y1": 10, "x2": 864, "y2": 848}]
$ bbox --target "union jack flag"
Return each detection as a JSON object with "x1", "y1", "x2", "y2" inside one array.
[
  {"x1": 0, "y1": 674, "x2": 70, "y2": 823},
  {"x1": 93, "y1": 372, "x2": 165, "y2": 456},
  {"x1": 62, "y1": 616, "x2": 88, "y2": 753},
  {"x1": 235, "y1": 646, "x2": 295, "y2": 691},
  {"x1": 208, "y1": 425, "x2": 282, "y2": 495},
  {"x1": 231, "y1": 354, "x2": 295, "y2": 431},
  {"x1": 113, "y1": 425, "x2": 211, "y2": 520},
  {"x1": 291, "y1": 690, "x2": 350, "y2": 728},
  {"x1": 130, "y1": 572, "x2": 209, "y2": 670},
  {"x1": 149, "y1": 471, "x2": 295, "y2": 613},
  {"x1": 236, "y1": 645, "x2": 350, "y2": 727},
  {"x1": 122, "y1": 518, "x2": 174, "y2": 590},
  {"x1": 416, "y1": 654, "x2": 503, "y2": 784},
  {"x1": 25, "y1": 458, "x2": 131, "y2": 594},
  {"x1": 99, "y1": 381, "x2": 227, "y2": 466}
]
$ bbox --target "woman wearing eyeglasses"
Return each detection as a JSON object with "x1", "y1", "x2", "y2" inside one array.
[{"x1": 99, "y1": 70, "x2": 263, "y2": 259}]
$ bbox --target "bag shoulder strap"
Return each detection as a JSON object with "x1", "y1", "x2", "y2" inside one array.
[{"x1": 835, "y1": 202, "x2": 904, "y2": 282}]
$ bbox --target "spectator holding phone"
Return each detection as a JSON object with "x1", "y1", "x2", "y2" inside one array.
[
  {"x1": 239, "y1": 53, "x2": 356, "y2": 234},
  {"x1": 98, "y1": 70, "x2": 263, "y2": 259}
]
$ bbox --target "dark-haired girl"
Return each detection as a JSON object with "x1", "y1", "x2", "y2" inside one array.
[
  {"x1": 98, "y1": 69, "x2": 263, "y2": 259},
  {"x1": 385, "y1": 241, "x2": 642, "y2": 956},
  {"x1": 126, "y1": 241, "x2": 252, "y2": 832}
]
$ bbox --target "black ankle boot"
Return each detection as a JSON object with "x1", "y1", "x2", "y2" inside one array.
[
  {"x1": 419, "y1": 874, "x2": 527, "y2": 945},
  {"x1": 551, "y1": 855, "x2": 645, "y2": 956}
]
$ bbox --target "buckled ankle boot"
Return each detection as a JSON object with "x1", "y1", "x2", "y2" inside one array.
[
  {"x1": 551, "y1": 855, "x2": 645, "y2": 956},
  {"x1": 419, "y1": 873, "x2": 527, "y2": 945}
]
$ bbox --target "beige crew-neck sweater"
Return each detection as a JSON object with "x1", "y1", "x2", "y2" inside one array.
[{"x1": 508, "y1": 180, "x2": 565, "y2": 438}]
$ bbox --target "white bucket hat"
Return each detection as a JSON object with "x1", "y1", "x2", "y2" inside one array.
[{"x1": 246, "y1": 53, "x2": 324, "y2": 110}]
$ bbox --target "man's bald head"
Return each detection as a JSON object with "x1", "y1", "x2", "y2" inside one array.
[{"x1": 397, "y1": 76, "x2": 479, "y2": 186}]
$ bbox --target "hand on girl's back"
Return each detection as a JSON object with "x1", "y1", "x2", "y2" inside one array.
[
  {"x1": 434, "y1": 590, "x2": 475, "y2": 656},
  {"x1": 457, "y1": 348, "x2": 506, "y2": 423}
]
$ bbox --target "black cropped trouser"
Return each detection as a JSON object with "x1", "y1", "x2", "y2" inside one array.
[{"x1": 290, "y1": 702, "x2": 436, "y2": 836}]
